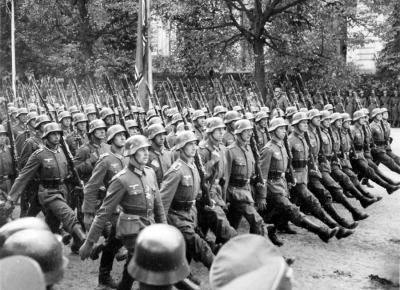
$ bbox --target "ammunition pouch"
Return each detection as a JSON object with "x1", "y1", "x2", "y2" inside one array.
[{"x1": 170, "y1": 199, "x2": 196, "y2": 211}]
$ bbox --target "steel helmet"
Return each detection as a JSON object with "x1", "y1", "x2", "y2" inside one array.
[
  {"x1": 0, "y1": 125, "x2": 7, "y2": 135},
  {"x1": 371, "y1": 108, "x2": 382, "y2": 118},
  {"x1": 299, "y1": 108, "x2": 308, "y2": 113},
  {"x1": 307, "y1": 109, "x2": 322, "y2": 120},
  {"x1": 285, "y1": 106, "x2": 298, "y2": 117},
  {"x1": 57, "y1": 105, "x2": 65, "y2": 112},
  {"x1": 324, "y1": 104, "x2": 334, "y2": 111},
  {"x1": 16, "y1": 108, "x2": 29, "y2": 118},
  {"x1": 58, "y1": 111, "x2": 72, "y2": 122},
  {"x1": 34, "y1": 115, "x2": 52, "y2": 129},
  {"x1": 27, "y1": 112, "x2": 39, "y2": 123},
  {"x1": 261, "y1": 106, "x2": 270, "y2": 113},
  {"x1": 353, "y1": 110, "x2": 366, "y2": 121},
  {"x1": 224, "y1": 111, "x2": 241, "y2": 124},
  {"x1": 47, "y1": 105, "x2": 56, "y2": 113},
  {"x1": 126, "y1": 119, "x2": 139, "y2": 128},
  {"x1": 245, "y1": 112, "x2": 255, "y2": 120},
  {"x1": 234, "y1": 119, "x2": 253, "y2": 134},
  {"x1": 128, "y1": 224, "x2": 190, "y2": 285},
  {"x1": 146, "y1": 109, "x2": 158, "y2": 121},
  {"x1": 8, "y1": 107, "x2": 18, "y2": 115},
  {"x1": 28, "y1": 103, "x2": 37, "y2": 109},
  {"x1": 176, "y1": 122, "x2": 195, "y2": 133},
  {"x1": 192, "y1": 109, "x2": 206, "y2": 121},
  {"x1": 138, "y1": 107, "x2": 146, "y2": 114},
  {"x1": 129, "y1": 106, "x2": 139, "y2": 114},
  {"x1": 42, "y1": 123, "x2": 63, "y2": 139},
  {"x1": 291, "y1": 112, "x2": 308, "y2": 125},
  {"x1": 147, "y1": 123, "x2": 167, "y2": 140},
  {"x1": 124, "y1": 135, "x2": 151, "y2": 156},
  {"x1": 250, "y1": 105, "x2": 259, "y2": 113},
  {"x1": 213, "y1": 106, "x2": 228, "y2": 116},
  {"x1": 68, "y1": 105, "x2": 80, "y2": 114},
  {"x1": 167, "y1": 107, "x2": 179, "y2": 117},
  {"x1": 73, "y1": 113, "x2": 88, "y2": 126},
  {"x1": 320, "y1": 110, "x2": 331, "y2": 121},
  {"x1": 272, "y1": 108, "x2": 285, "y2": 118},
  {"x1": 362, "y1": 108, "x2": 369, "y2": 115},
  {"x1": 106, "y1": 124, "x2": 128, "y2": 143},
  {"x1": 100, "y1": 107, "x2": 115, "y2": 120},
  {"x1": 0, "y1": 229, "x2": 69, "y2": 286},
  {"x1": 205, "y1": 117, "x2": 226, "y2": 133},
  {"x1": 268, "y1": 117, "x2": 288, "y2": 132},
  {"x1": 29, "y1": 104, "x2": 38, "y2": 112},
  {"x1": 255, "y1": 111, "x2": 269, "y2": 122},
  {"x1": 88, "y1": 119, "x2": 107, "y2": 134},
  {"x1": 161, "y1": 105, "x2": 170, "y2": 113},
  {"x1": 341, "y1": 113, "x2": 352, "y2": 122},
  {"x1": 171, "y1": 113, "x2": 183, "y2": 125},
  {"x1": 380, "y1": 107, "x2": 388, "y2": 114},
  {"x1": 147, "y1": 116, "x2": 163, "y2": 127},
  {"x1": 39, "y1": 107, "x2": 46, "y2": 114},
  {"x1": 0, "y1": 218, "x2": 50, "y2": 250},
  {"x1": 330, "y1": 112, "x2": 343, "y2": 124},
  {"x1": 202, "y1": 107, "x2": 209, "y2": 114},
  {"x1": 174, "y1": 131, "x2": 198, "y2": 150},
  {"x1": 85, "y1": 106, "x2": 97, "y2": 116},
  {"x1": 85, "y1": 103, "x2": 94, "y2": 108},
  {"x1": 233, "y1": 105, "x2": 243, "y2": 112}
]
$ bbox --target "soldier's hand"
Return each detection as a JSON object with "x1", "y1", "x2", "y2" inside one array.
[
  {"x1": 84, "y1": 213, "x2": 94, "y2": 230},
  {"x1": 79, "y1": 241, "x2": 94, "y2": 260},
  {"x1": 211, "y1": 150, "x2": 220, "y2": 163},
  {"x1": 4, "y1": 200, "x2": 14, "y2": 212},
  {"x1": 257, "y1": 198, "x2": 267, "y2": 211},
  {"x1": 205, "y1": 199, "x2": 216, "y2": 210}
]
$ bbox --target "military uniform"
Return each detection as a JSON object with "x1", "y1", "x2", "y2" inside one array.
[
  {"x1": 87, "y1": 162, "x2": 166, "y2": 290},
  {"x1": 380, "y1": 95, "x2": 391, "y2": 111},
  {"x1": 368, "y1": 95, "x2": 379, "y2": 115},
  {"x1": 345, "y1": 96, "x2": 355, "y2": 118},
  {"x1": 382, "y1": 120, "x2": 400, "y2": 166},
  {"x1": 66, "y1": 131, "x2": 90, "y2": 156},
  {"x1": 312, "y1": 95, "x2": 324, "y2": 111},
  {"x1": 222, "y1": 129, "x2": 235, "y2": 147},
  {"x1": 166, "y1": 131, "x2": 177, "y2": 148},
  {"x1": 61, "y1": 124, "x2": 72, "y2": 136},
  {"x1": 15, "y1": 126, "x2": 35, "y2": 156},
  {"x1": 0, "y1": 144, "x2": 15, "y2": 227},
  {"x1": 11, "y1": 121, "x2": 26, "y2": 139},
  {"x1": 255, "y1": 124, "x2": 269, "y2": 151},
  {"x1": 148, "y1": 144, "x2": 175, "y2": 187},
  {"x1": 160, "y1": 157, "x2": 215, "y2": 269},
  {"x1": 194, "y1": 124, "x2": 206, "y2": 141},
  {"x1": 389, "y1": 95, "x2": 400, "y2": 126},
  {"x1": 198, "y1": 138, "x2": 237, "y2": 244},
  {"x1": 225, "y1": 139, "x2": 267, "y2": 236}
]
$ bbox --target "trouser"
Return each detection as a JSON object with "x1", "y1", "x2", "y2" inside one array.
[
  {"x1": 373, "y1": 151, "x2": 400, "y2": 174},
  {"x1": 168, "y1": 208, "x2": 214, "y2": 269},
  {"x1": 352, "y1": 157, "x2": 391, "y2": 189},
  {"x1": 364, "y1": 156, "x2": 397, "y2": 185},
  {"x1": 290, "y1": 183, "x2": 324, "y2": 216},
  {"x1": 227, "y1": 200, "x2": 266, "y2": 236},
  {"x1": 197, "y1": 204, "x2": 237, "y2": 244},
  {"x1": 320, "y1": 172, "x2": 347, "y2": 203},
  {"x1": 99, "y1": 219, "x2": 123, "y2": 278},
  {"x1": 0, "y1": 205, "x2": 7, "y2": 227},
  {"x1": 386, "y1": 150, "x2": 400, "y2": 167},
  {"x1": 307, "y1": 176, "x2": 333, "y2": 206},
  {"x1": 341, "y1": 167, "x2": 372, "y2": 197},
  {"x1": 117, "y1": 235, "x2": 137, "y2": 290}
]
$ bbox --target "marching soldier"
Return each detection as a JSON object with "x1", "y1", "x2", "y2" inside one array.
[
  {"x1": 381, "y1": 108, "x2": 400, "y2": 166},
  {"x1": 85, "y1": 106, "x2": 98, "y2": 122},
  {"x1": 66, "y1": 113, "x2": 90, "y2": 156},
  {"x1": 100, "y1": 107, "x2": 116, "y2": 130},
  {"x1": 254, "y1": 111, "x2": 270, "y2": 150},
  {"x1": 160, "y1": 131, "x2": 215, "y2": 269},
  {"x1": 59, "y1": 111, "x2": 73, "y2": 135},
  {"x1": 79, "y1": 135, "x2": 167, "y2": 290},
  {"x1": 390, "y1": 91, "x2": 400, "y2": 127},
  {"x1": 83, "y1": 124, "x2": 129, "y2": 288},
  {"x1": 213, "y1": 106, "x2": 228, "y2": 119},
  {"x1": 192, "y1": 109, "x2": 207, "y2": 141},
  {"x1": 126, "y1": 119, "x2": 141, "y2": 136},
  {"x1": 11, "y1": 108, "x2": 28, "y2": 138},
  {"x1": 4, "y1": 123, "x2": 86, "y2": 253},
  {"x1": 3, "y1": 107, "x2": 18, "y2": 127},
  {"x1": 166, "y1": 113, "x2": 183, "y2": 148},
  {"x1": 222, "y1": 110, "x2": 241, "y2": 147},
  {"x1": 15, "y1": 111, "x2": 38, "y2": 156}
]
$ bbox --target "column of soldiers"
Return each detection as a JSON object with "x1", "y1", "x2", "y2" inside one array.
[{"x1": 0, "y1": 82, "x2": 400, "y2": 289}]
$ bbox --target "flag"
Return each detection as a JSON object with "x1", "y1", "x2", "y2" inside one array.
[{"x1": 135, "y1": 0, "x2": 153, "y2": 111}]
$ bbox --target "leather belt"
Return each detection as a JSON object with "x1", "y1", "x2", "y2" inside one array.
[
  {"x1": 40, "y1": 178, "x2": 64, "y2": 189},
  {"x1": 268, "y1": 171, "x2": 284, "y2": 180},
  {"x1": 170, "y1": 200, "x2": 196, "y2": 211},
  {"x1": 123, "y1": 208, "x2": 153, "y2": 217},
  {"x1": 292, "y1": 159, "x2": 307, "y2": 169},
  {"x1": 354, "y1": 144, "x2": 364, "y2": 151},
  {"x1": 375, "y1": 140, "x2": 386, "y2": 146},
  {"x1": 229, "y1": 177, "x2": 250, "y2": 188}
]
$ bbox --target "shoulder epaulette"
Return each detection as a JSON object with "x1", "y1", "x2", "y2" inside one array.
[
  {"x1": 172, "y1": 161, "x2": 182, "y2": 171},
  {"x1": 111, "y1": 168, "x2": 126, "y2": 181},
  {"x1": 98, "y1": 153, "x2": 109, "y2": 161},
  {"x1": 227, "y1": 144, "x2": 236, "y2": 150},
  {"x1": 33, "y1": 148, "x2": 43, "y2": 155}
]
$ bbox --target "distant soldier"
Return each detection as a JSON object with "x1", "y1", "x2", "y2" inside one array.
[
  {"x1": 381, "y1": 108, "x2": 400, "y2": 166},
  {"x1": 11, "y1": 108, "x2": 28, "y2": 138},
  {"x1": 58, "y1": 111, "x2": 73, "y2": 135},
  {"x1": 65, "y1": 113, "x2": 90, "y2": 156},
  {"x1": 222, "y1": 111, "x2": 240, "y2": 147},
  {"x1": 192, "y1": 109, "x2": 207, "y2": 141}
]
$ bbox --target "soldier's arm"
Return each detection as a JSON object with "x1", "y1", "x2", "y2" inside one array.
[
  {"x1": 8, "y1": 153, "x2": 41, "y2": 202},
  {"x1": 19, "y1": 141, "x2": 34, "y2": 168},
  {"x1": 151, "y1": 171, "x2": 167, "y2": 224},
  {"x1": 86, "y1": 178, "x2": 126, "y2": 243},
  {"x1": 198, "y1": 147, "x2": 215, "y2": 179},
  {"x1": 82, "y1": 159, "x2": 108, "y2": 214},
  {"x1": 260, "y1": 147, "x2": 272, "y2": 181},
  {"x1": 159, "y1": 168, "x2": 181, "y2": 215},
  {"x1": 74, "y1": 147, "x2": 95, "y2": 174}
]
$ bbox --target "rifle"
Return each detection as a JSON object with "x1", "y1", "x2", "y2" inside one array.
[
  {"x1": 186, "y1": 78, "x2": 204, "y2": 109},
  {"x1": 167, "y1": 78, "x2": 213, "y2": 208},
  {"x1": 194, "y1": 78, "x2": 212, "y2": 116},
  {"x1": 303, "y1": 130, "x2": 321, "y2": 177},
  {"x1": 85, "y1": 76, "x2": 101, "y2": 119},
  {"x1": 71, "y1": 80, "x2": 86, "y2": 114},
  {"x1": 54, "y1": 78, "x2": 68, "y2": 111},
  {"x1": 32, "y1": 79, "x2": 85, "y2": 231},
  {"x1": 218, "y1": 78, "x2": 233, "y2": 110},
  {"x1": 104, "y1": 75, "x2": 127, "y2": 130},
  {"x1": 124, "y1": 76, "x2": 144, "y2": 135}
]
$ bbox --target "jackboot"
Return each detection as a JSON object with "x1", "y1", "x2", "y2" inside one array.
[
  {"x1": 348, "y1": 185, "x2": 377, "y2": 208},
  {"x1": 299, "y1": 217, "x2": 339, "y2": 243},
  {"x1": 117, "y1": 253, "x2": 134, "y2": 290},
  {"x1": 315, "y1": 209, "x2": 354, "y2": 240},
  {"x1": 341, "y1": 197, "x2": 369, "y2": 221},
  {"x1": 276, "y1": 219, "x2": 297, "y2": 234},
  {"x1": 343, "y1": 190, "x2": 354, "y2": 198},
  {"x1": 267, "y1": 225, "x2": 284, "y2": 247},
  {"x1": 90, "y1": 243, "x2": 104, "y2": 260},
  {"x1": 98, "y1": 243, "x2": 118, "y2": 289},
  {"x1": 99, "y1": 269, "x2": 118, "y2": 289},
  {"x1": 70, "y1": 225, "x2": 86, "y2": 254},
  {"x1": 361, "y1": 178, "x2": 374, "y2": 188},
  {"x1": 56, "y1": 227, "x2": 72, "y2": 245},
  {"x1": 387, "y1": 185, "x2": 400, "y2": 195},
  {"x1": 324, "y1": 203, "x2": 359, "y2": 229},
  {"x1": 376, "y1": 169, "x2": 400, "y2": 186}
]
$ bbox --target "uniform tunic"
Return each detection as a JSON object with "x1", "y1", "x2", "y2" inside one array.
[
  {"x1": 66, "y1": 130, "x2": 90, "y2": 156},
  {"x1": 389, "y1": 96, "x2": 400, "y2": 122},
  {"x1": 12, "y1": 121, "x2": 26, "y2": 139},
  {"x1": 222, "y1": 130, "x2": 235, "y2": 148},
  {"x1": 194, "y1": 125, "x2": 206, "y2": 141},
  {"x1": 148, "y1": 145, "x2": 175, "y2": 187},
  {"x1": 255, "y1": 124, "x2": 269, "y2": 151},
  {"x1": 0, "y1": 144, "x2": 14, "y2": 227}
]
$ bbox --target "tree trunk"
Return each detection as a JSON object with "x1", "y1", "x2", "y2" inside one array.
[{"x1": 253, "y1": 39, "x2": 267, "y2": 103}]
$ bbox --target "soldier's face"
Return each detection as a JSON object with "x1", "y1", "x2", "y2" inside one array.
[
  {"x1": 133, "y1": 147, "x2": 149, "y2": 164},
  {"x1": 105, "y1": 115, "x2": 115, "y2": 125},
  {"x1": 47, "y1": 132, "x2": 61, "y2": 145},
  {"x1": 321, "y1": 119, "x2": 331, "y2": 128},
  {"x1": 19, "y1": 114, "x2": 28, "y2": 123},
  {"x1": 259, "y1": 118, "x2": 268, "y2": 128},
  {"x1": 358, "y1": 117, "x2": 366, "y2": 125},
  {"x1": 62, "y1": 118, "x2": 72, "y2": 127},
  {"x1": 297, "y1": 120, "x2": 308, "y2": 132},
  {"x1": 375, "y1": 113, "x2": 382, "y2": 121},
  {"x1": 311, "y1": 116, "x2": 321, "y2": 127},
  {"x1": 333, "y1": 119, "x2": 342, "y2": 129},
  {"x1": 215, "y1": 112, "x2": 225, "y2": 119},
  {"x1": 129, "y1": 127, "x2": 140, "y2": 136},
  {"x1": 382, "y1": 112, "x2": 389, "y2": 120},
  {"x1": 139, "y1": 114, "x2": 145, "y2": 121},
  {"x1": 197, "y1": 117, "x2": 206, "y2": 127},
  {"x1": 29, "y1": 120, "x2": 36, "y2": 128},
  {"x1": 76, "y1": 122, "x2": 87, "y2": 131},
  {"x1": 240, "y1": 129, "x2": 253, "y2": 143},
  {"x1": 211, "y1": 127, "x2": 226, "y2": 142},
  {"x1": 182, "y1": 141, "x2": 198, "y2": 157},
  {"x1": 11, "y1": 113, "x2": 17, "y2": 120},
  {"x1": 94, "y1": 128, "x2": 106, "y2": 139},
  {"x1": 0, "y1": 133, "x2": 6, "y2": 145},
  {"x1": 274, "y1": 126, "x2": 286, "y2": 140},
  {"x1": 342, "y1": 120, "x2": 350, "y2": 129},
  {"x1": 113, "y1": 132, "x2": 126, "y2": 148},
  {"x1": 154, "y1": 133, "x2": 166, "y2": 147},
  {"x1": 87, "y1": 113, "x2": 97, "y2": 122}
]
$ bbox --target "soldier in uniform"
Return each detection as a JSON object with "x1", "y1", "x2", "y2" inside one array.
[
  {"x1": 85, "y1": 106, "x2": 98, "y2": 122},
  {"x1": 381, "y1": 108, "x2": 400, "y2": 166},
  {"x1": 198, "y1": 117, "x2": 237, "y2": 245},
  {"x1": 83, "y1": 124, "x2": 129, "y2": 288},
  {"x1": 69, "y1": 105, "x2": 80, "y2": 117},
  {"x1": 350, "y1": 110, "x2": 400, "y2": 195},
  {"x1": 192, "y1": 109, "x2": 207, "y2": 141},
  {"x1": 225, "y1": 119, "x2": 270, "y2": 239},
  {"x1": 66, "y1": 113, "x2": 90, "y2": 156},
  {"x1": 166, "y1": 113, "x2": 183, "y2": 148},
  {"x1": 100, "y1": 107, "x2": 116, "y2": 130},
  {"x1": 359, "y1": 90, "x2": 368, "y2": 108},
  {"x1": 59, "y1": 111, "x2": 73, "y2": 135},
  {"x1": 0, "y1": 125, "x2": 16, "y2": 227},
  {"x1": 4, "y1": 123, "x2": 86, "y2": 253},
  {"x1": 15, "y1": 111, "x2": 37, "y2": 156},
  {"x1": 79, "y1": 135, "x2": 167, "y2": 290},
  {"x1": 12, "y1": 108, "x2": 28, "y2": 138},
  {"x1": 126, "y1": 119, "x2": 141, "y2": 136},
  {"x1": 222, "y1": 110, "x2": 241, "y2": 147},
  {"x1": 213, "y1": 106, "x2": 228, "y2": 119},
  {"x1": 274, "y1": 88, "x2": 289, "y2": 111},
  {"x1": 160, "y1": 131, "x2": 215, "y2": 270},
  {"x1": 146, "y1": 123, "x2": 175, "y2": 187},
  {"x1": 312, "y1": 92, "x2": 324, "y2": 111},
  {"x1": 254, "y1": 111, "x2": 270, "y2": 150},
  {"x1": 3, "y1": 107, "x2": 18, "y2": 128},
  {"x1": 380, "y1": 90, "x2": 391, "y2": 114},
  {"x1": 389, "y1": 91, "x2": 400, "y2": 127},
  {"x1": 260, "y1": 118, "x2": 338, "y2": 243}
]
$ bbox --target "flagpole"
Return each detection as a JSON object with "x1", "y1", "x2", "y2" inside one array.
[
  {"x1": 146, "y1": 0, "x2": 153, "y2": 109},
  {"x1": 11, "y1": 0, "x2": 16, "y2": 101}
]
